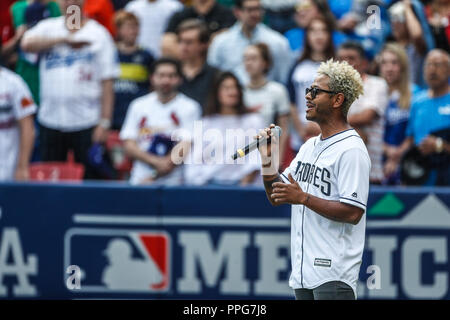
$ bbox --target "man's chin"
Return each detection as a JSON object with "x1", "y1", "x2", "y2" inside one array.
[{"x1": 305, "y1": 113, "x2": 315, "y2": 121}]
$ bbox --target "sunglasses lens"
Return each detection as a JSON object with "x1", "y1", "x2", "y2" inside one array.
[{"x1": 306, "y1": 87, "x2": 315, "y2": 99}]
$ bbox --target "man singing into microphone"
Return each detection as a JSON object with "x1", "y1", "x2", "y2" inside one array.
[{"x1": 257, "y1": 59, "x2": 370, "y2": 300}]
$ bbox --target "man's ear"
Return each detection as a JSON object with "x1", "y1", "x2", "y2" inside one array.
[
  {"x1": 233, "y1": 7, "x2": 241, "y2": 20},
  {"x1": 333, "y1": 93, "x2": 345, "y2": 108}
]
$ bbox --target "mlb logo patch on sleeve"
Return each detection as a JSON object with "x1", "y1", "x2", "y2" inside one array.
[
  {"x1": 21, "y1": 97, "x2": 34, "y2": 108},
  {"x1": 314, "y1": 258, "x2": 331, "y2": 268}
]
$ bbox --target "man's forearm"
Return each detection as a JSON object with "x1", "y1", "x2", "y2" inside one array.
[
  {"x1": 100, "y1": 79, "x2": 114, "y2": 121},
  {"x1": 302, "y1": 194, "x2": 363, "y2": 225},
  {"x1": 124, "y1": 140, "x2": 161, "y2": 167},
  {"x1": 263, "y1": 174, "x2": 282, "y2": 206},
  {"x1": 399, "y1": 137, "x2": 414, "y2": 155},
  {"x1": 21, "y1": 36, "x2": 66, "y2": 53},
  {"x1": 17, "y1": 117, "x2": 35, "y2": 169}
]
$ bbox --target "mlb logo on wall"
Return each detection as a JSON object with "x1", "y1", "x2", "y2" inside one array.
[{"x1": 64, "y1": 228, "x2": 170, "y2": 293}]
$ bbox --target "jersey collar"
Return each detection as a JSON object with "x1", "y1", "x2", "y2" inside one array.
[{"x1": 316, "y1": 128, "x2": 357, "y2": 146}]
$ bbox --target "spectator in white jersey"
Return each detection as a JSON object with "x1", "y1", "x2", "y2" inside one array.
[
  {"x1": 120, "y1": 58, "x2": 201, "y2": 185},
  {"x1": 207, "y1": 0, "x2": 292, "y2": 85},
  {"x1": 21, "y1": 0, "x2": 120, "y2": 179},
  {"x1": 243, "y1": 43, "x2": 290, "y2": 168},
  {"x1": 257, "y1": 59, "x2": 369, "y2": 300},
  {"x1": 337, "y1": 41, "x2": 389, "y2": 184},
  {"x1": 0, "y1": 67, "x2": 36, "y2": 181}
]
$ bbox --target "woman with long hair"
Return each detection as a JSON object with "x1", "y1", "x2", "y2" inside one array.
[
  {"x1": 287, "y1": 17, "x2": 335, "y2": 155},
  {"x1": 243, "y1": 42, "x2": 290, "y2": 169},
  {"x1": 379, "y1": 43, "x2": 421, "y2": 185},
  {"x1": 185, "y1": 72, "x2": 265, "y2": 186}
]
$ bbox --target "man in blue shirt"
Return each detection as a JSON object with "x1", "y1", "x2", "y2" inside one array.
[{"x1": 398, "y1": 49, "x2": 450, "y2": 185}]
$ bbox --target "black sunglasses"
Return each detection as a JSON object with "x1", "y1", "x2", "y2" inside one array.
[{"x1": 305, "y1": 87, "x2": 337, "y2": 99}]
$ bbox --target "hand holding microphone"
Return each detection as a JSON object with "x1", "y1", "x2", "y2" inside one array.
[{"x1": 231, "y1": 124, "x2": 281, "y2": 165}]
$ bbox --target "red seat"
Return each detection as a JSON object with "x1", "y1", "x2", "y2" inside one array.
[{"x1": 29, "y1": 152, "x2": 84, "y2": 181}]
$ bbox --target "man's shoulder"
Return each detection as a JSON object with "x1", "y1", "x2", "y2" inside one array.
[
  {"x1": 130, "y1": 92, "x2": 156, "y2": 110},
  {"x1": 125, "y1": 0, "x2": 157, "y2": 11},
  {"x1": 33, "y1": 16, "x2": 63, "y2": 29},
  {"x1": 257, "y1": 24, "x2": 289, "y2": 45},
  {"x1": 335, "y1": 136, "x2": 370, "y2": 160},
  {"x1": 293, "y1": 59, "x2": 319, "y2": 74},
  {"x1": 300, "y1": 135, "x2": 319, "y2": 150},
  {"x1": 0, "y1": 68, "x2": 26, "y2": 87},
  {"x1": 411, "y1": 89, "x2": 430, "y2": 106},
  {"x1": 210, "y1": 23, "x2": 239, "y2": 43},
  {"x1": 85, "y1": 19, "x2": 113, "y2": 39},
  {"x1": 203, "y1": 63, "x2": 220, "y2": 75},
  {"x1": 175, "y1": 93, "x2": 201, "y2": 110},
  {"x1": 170, "y1": 6, "x2": 196, "y2": 19},
  {"x1": 265, "y1": 81, "x2": 287, "y2": 95},
  {"x1": 365, "y1": 74, "x2": 388, "y2": 88}
]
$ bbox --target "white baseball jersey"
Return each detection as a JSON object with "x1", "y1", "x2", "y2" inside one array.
[
  {"x1": 23, "y1": 17, "x2": 120, "y2": 131},
  {"x1": 120, "y1": 92, "x2": 201, "y2": 185},
  {"x1": 281, "y1": 128, "x2": 371, "y2": 296},
  {"x1": 0, "y1": 68, "x2": 37, "y2": 181}
]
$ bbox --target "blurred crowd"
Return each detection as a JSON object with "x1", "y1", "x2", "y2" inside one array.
[{"x1": 0, "y1": 0, "x2": 449, "y2": 187}]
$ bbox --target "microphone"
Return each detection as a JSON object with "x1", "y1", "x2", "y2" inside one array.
[{"x1": 231, "y1": 126, "x2": 282, "y2": 160}]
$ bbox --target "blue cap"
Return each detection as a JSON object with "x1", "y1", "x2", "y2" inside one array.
[
  {"x1": 147, "y1": 134, "x2": 175, "y2": 156},
  {"x1": 25, "y1": 2, "x2": 51, "y2": 28}
]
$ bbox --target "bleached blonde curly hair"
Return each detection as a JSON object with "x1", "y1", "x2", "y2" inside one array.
[{"x1": 317, "y1": 59, "x2": 364, "y2": 118}]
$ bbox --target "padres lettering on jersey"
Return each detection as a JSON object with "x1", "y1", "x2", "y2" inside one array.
[{"x1": 281, "y1": 128, "x2": 371, "y2": 297}]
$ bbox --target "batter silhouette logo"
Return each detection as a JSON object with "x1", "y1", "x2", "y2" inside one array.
[{"x1": 64, "y1": 228, "x2": 170, "y2": 293}]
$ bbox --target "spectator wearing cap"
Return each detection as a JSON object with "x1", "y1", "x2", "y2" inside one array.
[
  {"x1": 207, "y1": 0, "x2": 292, "y2": 85},
  {"x1": 120, "y1": 58, "x2": 201, "y2": 185},
  {"x1": 397, "y1": 49, "x2": 450, "y2": 186},
  {"x1": 9, "y1": 0, "x2": 61, "y2": 105},
  {"x1": 124, "y1": 0, "x2": 183, "y2": 58},
  {"x1": 378, "y1": 43, "x2": 421, "y2": 185},
  {"x1": 162, "y1": 0, "x2": 236, "y2": 57},
  {"x1": 21, "y1": 0, "x2": 120, "y2": 179},
  {"x1": 338, "y1": 41, "x2": 389, "y2": 184},
  {"x1": 177, "y1": 19, "x2": 220, "y2": 113},
  {"x1": 112, "y1": 10, "x2": 154, "y2": 131}
]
